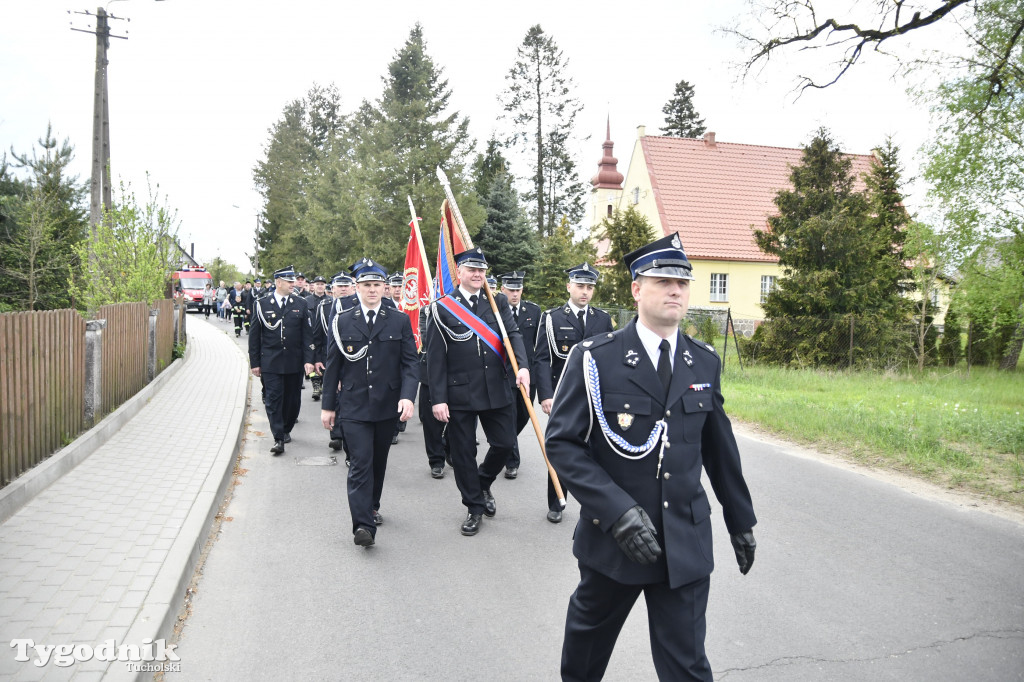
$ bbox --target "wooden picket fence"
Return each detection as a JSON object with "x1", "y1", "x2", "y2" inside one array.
[
  {"x1": 0, "y1": 299, "x2": 183, "y2": 488},
  {"x1": 0, "y1": 310, "x2": 86, "y2": 488}
]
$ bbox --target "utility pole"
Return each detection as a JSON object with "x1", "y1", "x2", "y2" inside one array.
[{"x1": 71, "y1": 7, "x2": 126, "y2": 298}]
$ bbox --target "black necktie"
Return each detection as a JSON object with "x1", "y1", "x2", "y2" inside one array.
[
  {"x1": 366, "y1": 309, "x2": 375, "y2": 334},
  {"x1": 577, "y1": 310, "x2": 586, "y2": 337},
  {"x1": 657, "y1": 339, "x2": 672, "y2": 396},
  {"x1": 470, "y1": 294, "x2": 479, "y2": 313},
  {"x1": 513, "y1": 306, "x2": 520, "y2": 323}
]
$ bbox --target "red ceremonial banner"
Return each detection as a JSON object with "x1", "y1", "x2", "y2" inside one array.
[{"x1": 403, "y1": 218, "x2": 433, "y2": 351}]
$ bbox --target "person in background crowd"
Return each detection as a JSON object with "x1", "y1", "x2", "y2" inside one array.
[
  {"x1": 248, "y1": 266, "x2": 315, "y2": 455},
  {"x1": 201, "y1": 283, "x2": 216, "y2": 319},
  {"x1": 388, "y1": 272, "x2": 407, "y2": 445},
  {"x1": 534, "y1": 263, "x2": 614, "y2": 523},
  {"x1": 241, "y1": 281, "x2": 255, "y2": 335},
  {"x1": 491, "y1": 271, "x2": 541, "y2": 481},
  {"x1": 545, "y1": 233, "x2": 757, "y2": 681},
  {"x1": 216, "y1": 281, "x2": 229, "y2": 320},
  {"x1": 229, "y1": 282, "x2": 246, "y2": 337}
]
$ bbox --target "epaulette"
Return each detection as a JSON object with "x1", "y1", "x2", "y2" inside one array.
[
  {"x1": 577, "y1": 331, "x2": 616, "y2": 352},
  {"x1": 686, "y1": 334, "x2": 718, "y2": 356}
]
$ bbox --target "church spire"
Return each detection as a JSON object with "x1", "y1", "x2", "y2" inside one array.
[{"x1": 591, "y1": 114, "x2": 624, "y2": 189}]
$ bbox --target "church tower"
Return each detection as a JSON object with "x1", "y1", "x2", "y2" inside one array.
[{"x1": 588, "y1": 116, "x2": 624, "y2": 237}]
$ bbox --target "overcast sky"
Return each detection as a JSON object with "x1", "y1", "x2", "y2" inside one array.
[{"x1": 1, "y1": 0, "x2": 958, "y2": 272}]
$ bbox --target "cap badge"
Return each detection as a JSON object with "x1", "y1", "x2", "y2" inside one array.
[{"x1": 671, "y1": 234, "x2": 681, "y2": 249}]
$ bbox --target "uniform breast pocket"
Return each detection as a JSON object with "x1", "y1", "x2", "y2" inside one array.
[
  {"x1": 681, "y1": 393, "x2": 713, "y2": 442},
  {"x1": 553, "y1": 329, "x2": 578, "y2": 354},
  {"x1": 601, "y1": 393, "x2": 652, "y2": 440}
]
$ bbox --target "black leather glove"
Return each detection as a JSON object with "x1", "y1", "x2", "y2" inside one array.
[
  {"x1": 610, "y1": 505, "x2": 663, "y2": 565},
  {"x1": 730, "y1": 530, "x2": 756, "y2": 575}
]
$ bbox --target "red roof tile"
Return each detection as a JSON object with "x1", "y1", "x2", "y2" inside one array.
[{"x1": 640, "y1": 135, "x2": 876, "y2": 263}]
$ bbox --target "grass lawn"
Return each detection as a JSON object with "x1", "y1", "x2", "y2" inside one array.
[{"x1": 721, "y1": 364, "x2": 1024, "y2": 508}]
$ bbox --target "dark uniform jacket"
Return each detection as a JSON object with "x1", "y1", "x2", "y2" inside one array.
[
  {"x1": 248, "y1": 294, "x2": 315, "y2": 374},
  {"x1": 425, "y1": 290, "x2": 528, "y2": 411},
  {"x1": 510, "y1": 300, "x2": 542, "y2": 374},
  {"x1": 544, "y1": 320, "x2": 756, "y2": 589},
  {"x1": 311, "y1": 296, "x2": 334, "y2": 366},
  {"x1": 535, "y1": 303, "x2": 614, "y2": 402},
  {"x1": 321, "y1": 305, "x2": 418, "y2": 421}
]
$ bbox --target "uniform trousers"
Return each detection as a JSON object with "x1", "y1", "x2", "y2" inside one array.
[
  {"x1": 500, "y1": 385, "x2": 535, "y2": 469},
  {"x1": 342, "y1": 417, "x2": 398, "y2": 536},
  {"x1": 261, "y1": 372, "x2": 302, "y2": 441},
  {"x1": 417, "y1": 383, "x2": 448, "y2": 469},
  {"x1": 447, "y1": 403, "x2": 516, "y2": 515},
  {"x1": 561, "y1": 564, "x2": 712, "y2": 682}
]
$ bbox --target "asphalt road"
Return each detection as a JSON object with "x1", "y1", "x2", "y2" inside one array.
[{"x1": 167, "y1": 318, "x2": 1024, "y2": 681}]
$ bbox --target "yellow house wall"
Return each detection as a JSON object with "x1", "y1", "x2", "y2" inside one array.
[
  {"x1": 688, "y1": 259, "x2": 781, "y2": 321},
  {"x1": 613, "y1": 133, "x2": 664, "y2": 234}
]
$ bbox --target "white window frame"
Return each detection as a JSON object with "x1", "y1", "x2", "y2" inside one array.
[
  {"x1": 710, "y1": 273, "x2": 728, "y2": 302},
  {"x1": 760, "y1": 275, "x2": 776, "y2": 304}
]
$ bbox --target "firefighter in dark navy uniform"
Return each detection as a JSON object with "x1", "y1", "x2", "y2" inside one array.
[
  {"x1": 320, "y1": 260, "x2": 418, "y2": 547},
  {"x1": 535, "y1": 262, "x2": 614, "y2": 522},
  {"x1": 545, "y1": 233, "x2": 757, "y2": 681},
  {"x1": 425, "y1": 247, "x2": 530, "y2": 536},
  {"x1": 388, "y1": 272, "x2": 408, "y2": 445},
  {"x1": 322, "y1": 273, "x2": 358, "y2": 459},
  {"x1": 488, "y1": 271, "x2": 541, "y2": 480},
  {"x1": 248, "y1": 265, "x2": 315, "y2": 455},
  {"x1": 305, "y1": 275, "x2": 329, "y2": 400}
]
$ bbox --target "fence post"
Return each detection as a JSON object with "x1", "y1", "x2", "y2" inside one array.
[
  {"x1": 849, "y1": 316, "x2": 855, "y2": 367},
  {"x1": 172, "y1": 303, "x2": 181, "y2": 347},
  {"x1": 147, "y1": 308, "x2": 159, "y2": 382},
  {"x1": 84, "y1": 319, "x2": 106, "y2": 428}
]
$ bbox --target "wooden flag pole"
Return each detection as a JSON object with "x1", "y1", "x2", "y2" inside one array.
[{"x1": 435, "y1": 166, "x2": 565, "y2": 507}]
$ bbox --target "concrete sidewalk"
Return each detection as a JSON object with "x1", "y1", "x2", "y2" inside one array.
[{"x1": 0, "y1": 318, "x2": 249, "y2": 681}]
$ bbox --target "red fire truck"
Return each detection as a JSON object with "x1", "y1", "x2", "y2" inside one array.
[{"x1": 170, "y1": 266, "x2": 213, "y2": 312}]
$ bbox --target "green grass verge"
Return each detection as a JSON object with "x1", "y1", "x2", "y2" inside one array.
[{"x1": 722, "y1": 364, "x2": 1024, "y2": 507}]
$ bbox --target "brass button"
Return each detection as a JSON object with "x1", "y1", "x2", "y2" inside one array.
[
  {"x1": 663, "y1": 501, "x2": 669, "y2": 508},
  {"x1": 665, "y1": 410, "x2": 671, "y2": 417},
  {"x1": 624, "y1": 403, "x2": 630, "y2": 409},
  {"x1": 592, "y1": 518, "x2": 600, "y2": 525},
  {"x1": 698, "y1": 402, "x2": 703, "y2": 408},
  {"x1": 664, "y1": 472, "x2": 671, "y2": 479}
]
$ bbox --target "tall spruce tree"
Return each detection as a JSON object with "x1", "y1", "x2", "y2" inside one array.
[
  {"x1": 475, "y1": 171, "x2": 538, "y2": 276},
  {"x1": 754, "y1": 128, "x2": 908, "y2": 366},
  {"x1": 501, "y1": 25, "x2": 587, "y2": 237},
  {"x1": 660, "y1": 79, "x2": 707, "y2": 138},
  {"x1": 352, "y1": 24, "x2": 482, "y2": 269},
  {"x1": 598, "y1": 205, "x2": 657, "y2": 307},
  {"x1": 533, "y1": 215, "x2": 596, "y2": 308},
  {"x1": 473, "y1": 136, "x2": 510, "y2": 200},
  {"x1": 253, "y1": 100, "x2": 311, "y2": 272}
]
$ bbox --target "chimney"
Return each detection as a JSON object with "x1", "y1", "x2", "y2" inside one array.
[
  {"x1": 637, "y1": 125, "x2": 646, "y2": 139},
  {"x1": 703, "y1": 131, "x2": 717, "y2": 147},
  {"x1": 190, "y1": 242, "x2": 195, "y2": 257}
]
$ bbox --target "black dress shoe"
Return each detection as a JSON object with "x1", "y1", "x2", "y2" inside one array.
[
  {"x1": 329, "y1": 438, "x2": 344, "y2": 451},
  {"x1": 504, "y1": 467, "x2": 518, "y2": 480},
  {"x1": 353, "y1": 528, "x2": 374, "y2": 547},
  {"x1": 270, "y1": 440, "x2": 284, "y2": 455},
  {"x1": 482, "y1": 490, "x2": 496, "y2": 518},
  {"x1": 391, "y1": 433, "x2": 399, "y2": 445},
  {"x1": 547, "y1": 510, "x2": 563, "y2": 524},
  {"x1": 283, "y1": 433, "x2": 292, "y2": 444},
  {"x1": 461, "y1": 513, "x2": 482, "y2": 536},
  {"x1": 430, "y1": 466, "x2": 445, "y2": 479},
  {"x1": 372, "y1": 510, "x2": 384, "y2": 526}
]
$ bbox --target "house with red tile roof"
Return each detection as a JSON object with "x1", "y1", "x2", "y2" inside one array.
[{"x1": 588, "y1": 125, "x2": 877, "y2": 328}]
